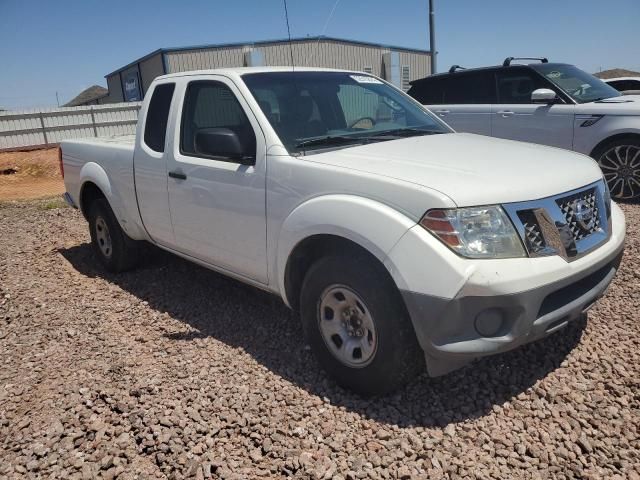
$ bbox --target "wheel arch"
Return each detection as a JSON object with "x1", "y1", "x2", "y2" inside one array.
[
  {"x1": 79, "y1": 181, "x2": 107, "y2": 219},
  {"x1": 589, "y1": 132, "x2": 640, "y2": 158},
  {"x1": 276, "y1": 194, "x2": 417, "y2": 310},
  {"x1": 284, "y1": 234, "x2": 397, "y2": 312},
  {"x1": 78, "y1": 162, "x2": 113, "y2": 218}
]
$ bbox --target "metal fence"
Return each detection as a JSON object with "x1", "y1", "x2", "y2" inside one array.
[{"x1": 0, "y1": 102, "x2": 141, "y2": 151}]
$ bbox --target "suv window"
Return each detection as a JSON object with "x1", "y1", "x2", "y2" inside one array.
[
  {"x1": 144, "y1": 83, "x2": 175, "y2": 152},
  {"x1": 609, "y1": 79, "x2": 640, "y2": 91},
  {"x1": 408, "y1": 71, "x2": 496, "y2": 104},
  {"x1": 495, "y1": 68, "x2": 549, "y2": 104},
  {"x1": 180, "y1": 81, "x2": 256, "y2": 159},
  {"x1": 443, "y1": 71, "x2": 496, "y2": 104},
  {"x1": 407, "y1": 77, "x2": 446, "y2": 104}
]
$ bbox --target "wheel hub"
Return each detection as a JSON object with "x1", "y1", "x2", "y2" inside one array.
[
  {"x1": 341, "y1": 307, "x2": 365, "y2": 336},
  {"x1": 95, "y1": 216, "x2": 113, "y2": 258},
  {"x1": 318, "y1": 285, "x2": 377, "y2": 367}
]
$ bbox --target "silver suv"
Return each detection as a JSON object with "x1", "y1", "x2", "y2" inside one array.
[{"x1": 408, "y1": 58, "x2": 640, "y2": 200}]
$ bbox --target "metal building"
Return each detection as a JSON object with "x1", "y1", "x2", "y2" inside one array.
[{"x1": 104, "y1": 36, "x2": 431, "y2": 103}]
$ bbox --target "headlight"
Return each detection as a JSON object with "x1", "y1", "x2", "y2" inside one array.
[{"x1": 420, "y1": 206, "x2": 526, "y2": 259}]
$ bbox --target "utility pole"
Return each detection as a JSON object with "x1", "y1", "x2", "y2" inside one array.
[{"x1": 429, "y1": 0, "x2": 437, "y2": 75}]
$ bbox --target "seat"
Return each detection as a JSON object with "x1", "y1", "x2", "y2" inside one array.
[{"x1": 280, "y1": 94, "x2": 327, "y2": 141}]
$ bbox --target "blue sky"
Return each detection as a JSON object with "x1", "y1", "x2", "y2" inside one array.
[{"x1": 1, "y1": 0, "x2": 638, "y2": 109}]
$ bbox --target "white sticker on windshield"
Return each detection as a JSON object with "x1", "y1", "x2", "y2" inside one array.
[{"x1": 350, "y1": 75, "x2": 383, "y2": 84}]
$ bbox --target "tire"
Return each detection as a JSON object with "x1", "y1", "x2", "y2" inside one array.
[
  {"x1": 592, "y1": 136, "x2": 640, "y2": 201},
  {"x1": 88, "y1": 198, "x2": 139, "y2": 272},
  {"x1": 300, "y1": 253, "x2": 424, "y2": 396}
]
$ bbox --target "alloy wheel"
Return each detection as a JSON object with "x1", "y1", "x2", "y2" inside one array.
[{"x1": 598, "y1": 145, "x2": 640, "y2": 200}]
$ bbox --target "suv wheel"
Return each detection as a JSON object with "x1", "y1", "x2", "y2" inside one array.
[
  {"x1": 300, "y1": 253, "x2": 424, "y2": 396},
  {"x1": 594, "y1": 137, "x2": 640, "y2": 200}
]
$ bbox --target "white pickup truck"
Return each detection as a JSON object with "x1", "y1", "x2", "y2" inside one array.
[{"x1": 61, "y1": 67, "x2": 625, "y2": 395}]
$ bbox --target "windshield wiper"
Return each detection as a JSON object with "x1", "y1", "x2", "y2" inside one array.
[
  {"x1": 294, "y1": 135, "x2": 367, "y2": 150},
  {"x1": 366, "y1": 127, "x2": 444, "y2": 138},
  {"x1": 294, "y1": 128, "x2": 444, "y2": 151}
]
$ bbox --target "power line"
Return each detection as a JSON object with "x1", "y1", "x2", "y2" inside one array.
[{"x1": 309, "y1": 0, "x2": 342, "y2": 66}]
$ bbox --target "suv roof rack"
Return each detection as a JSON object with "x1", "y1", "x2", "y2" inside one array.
[
  {"x1": 448, "y1": 65, "x2": 466, "y2": 73},
  {"x1": 503, "y1": 57, "x2": 549, "y2": 67}
]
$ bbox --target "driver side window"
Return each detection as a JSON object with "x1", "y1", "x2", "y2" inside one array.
[
  {"x1": 496, "y1": 69, "x2": 549, "y2": 104},
  {"x1": 180, "y1": 80, "x2": 256, "y2": 160}
]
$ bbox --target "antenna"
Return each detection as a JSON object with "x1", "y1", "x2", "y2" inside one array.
[{"x1": 282, "y1": 0, "x2": 295, "y2": 70}]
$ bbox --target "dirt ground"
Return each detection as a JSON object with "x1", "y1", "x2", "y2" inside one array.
[
  {"x1": 0, "y1": 148, "x2": 65, "y2": 201},
  {"x1": 0, "y1": 199, "x2": 638, "y2": 479}
]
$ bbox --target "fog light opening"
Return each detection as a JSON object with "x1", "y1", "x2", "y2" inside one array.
[{"x1": 475, "y1": 308, "x2": 506, "y2": 337}]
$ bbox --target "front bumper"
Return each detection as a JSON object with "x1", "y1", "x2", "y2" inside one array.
[{"x1": 386, "y1": 203, "x2": 626, "y2": 377}]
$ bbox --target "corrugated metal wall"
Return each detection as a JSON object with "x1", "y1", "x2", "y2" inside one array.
[
  {"x1": 108, "y1": 40, "x2": 431, "y2": 100},
  {"x1": 165, "y1": 46, "x2": 245, "y2": 72},
  {"x1": 0, "y1": 103, "x2": 141, "y2": 150},
  {"x1": 106, "y1": 74, "x2": 124, "y2": 103},
  {"x1": 259, "y1": 40, "x2": 386, "y2": 75},
  {"x1": 140, "y1": 53, "x2": 165, "y2": 94},
  {"x1": 164, "y1": 40, "x2": 430, "y2": 81},
  {"x1": 399, "y1": 50, "x2": 430, "y2": 83}
]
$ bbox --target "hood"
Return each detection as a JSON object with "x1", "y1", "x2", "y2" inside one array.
[
  {"x1": 585, "y1": 95, "x2": 640, "y2": 115},
  {"x1": 305, "y1": 133, "x2": 603, "y2": 207}
]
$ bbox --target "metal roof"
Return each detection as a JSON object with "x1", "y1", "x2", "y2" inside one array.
[{"x1": 105, "y1": 36, "x2": 430, "y2": 78}]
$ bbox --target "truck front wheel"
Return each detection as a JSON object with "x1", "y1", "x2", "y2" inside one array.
[
  {"x1": 88, "y1": 199, "x2": 139, "y2": 272},
  {"x1": 300, "y1": 254, "x2": 424, "y2": 395}
]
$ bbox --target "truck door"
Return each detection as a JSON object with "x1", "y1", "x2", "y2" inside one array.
[
  {"x1": 166, "y1": 75, "x2": 268, "y2": 284},
  {"x1": 134, "y1": 81, "x2": 177, "y2": 247},
  {"x1": 492, "y1": 68, "x2": 575, "y2": 149}
]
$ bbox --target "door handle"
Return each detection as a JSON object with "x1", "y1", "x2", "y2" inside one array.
[
  {"x1": 168, "y1": 171, "x2": 187, "y2": 180},
  {"x1": 497, "y1": 110, "x2": 514, "y2": 117},
  {"x1": 435, "y1": 109, "x2": 450, "y2": 115}
]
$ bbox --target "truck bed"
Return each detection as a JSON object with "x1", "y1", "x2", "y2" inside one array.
[{"x1": 61, "y1": 134, "x2": 145, "y2": 240}]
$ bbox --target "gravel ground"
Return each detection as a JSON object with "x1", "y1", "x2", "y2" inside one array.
[{"x1": 0, "y1": 199, "x2": 638, "y2": 479}]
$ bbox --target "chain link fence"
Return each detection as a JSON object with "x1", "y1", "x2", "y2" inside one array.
[{"x1": 0, "y1": 148, "x2": 65, "y2": 202}]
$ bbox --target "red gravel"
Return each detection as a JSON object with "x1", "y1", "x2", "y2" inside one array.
[{"x1": 0, "y1": 199, "x2": 638, "y2": 479}]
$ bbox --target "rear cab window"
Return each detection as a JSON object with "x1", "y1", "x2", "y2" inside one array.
[
  {"x1": 408, "y1": 70, "x2": 496, "y2": 105},
  {"x1": 144, "y1": 83, "x2": 176, "y2": 152}
]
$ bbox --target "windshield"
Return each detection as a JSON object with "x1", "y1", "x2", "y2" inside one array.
[
  {"x1": 242, "y1": 71, "x2": 450, "y2": 153},
  {"x1": 533, "y1": 64, "x2": 621, "y2": 103}
]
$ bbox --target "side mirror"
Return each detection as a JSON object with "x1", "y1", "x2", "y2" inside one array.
[
  {"x1": 194, "y1": 128, "x2": 255, "y2": 165},
  {"x1": 531, "y1": 88, "x2": 557, "y2": 104}
]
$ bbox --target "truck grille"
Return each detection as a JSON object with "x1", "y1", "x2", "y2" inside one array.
[
  {"x1": 556, "y1": 188, "x2": 601, "y2": 241},
  {"x1": 517, "y1": 211, "x2": 545, "y2": 254},
  {"x1": 503, "y1": 181, "x2": 610, "y2": 261}
]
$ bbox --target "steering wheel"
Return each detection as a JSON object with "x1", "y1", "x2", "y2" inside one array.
[
  {"x1": 570, "y1": 84, "x2": 591, "y2": 98},
  {"x1": 348, "y1": 116, "x2": 377, "y2": 129}
]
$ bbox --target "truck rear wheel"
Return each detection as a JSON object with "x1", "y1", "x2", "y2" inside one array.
[
  {"x1": 300, "y1": 253, "x2": 424, "y2": 396},
  {"x1": 88, "y1": 199, "x2": 139, "y2": 272}
]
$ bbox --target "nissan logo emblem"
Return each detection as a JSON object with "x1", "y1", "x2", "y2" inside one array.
[{"x1": 572, "y1": 199, "x2": 596, "y2": 230}]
